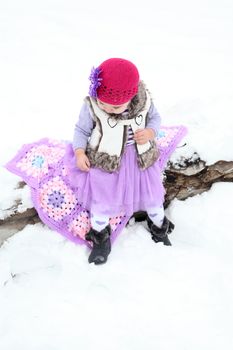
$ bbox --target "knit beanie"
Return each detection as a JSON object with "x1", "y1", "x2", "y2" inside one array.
[{"x1": 88, "y1": 58, "x2": 140, "y2": 105}]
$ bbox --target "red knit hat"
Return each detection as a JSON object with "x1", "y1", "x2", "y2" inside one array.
[{"x1": 89, "y1": 58, "x2": 140, "y2": 105}]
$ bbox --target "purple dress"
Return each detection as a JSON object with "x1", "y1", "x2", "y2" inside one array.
[
  {"x1": 67, "y1": 102, "x2": 165, "y2": 217},
  {"x1": 66, "y1": 143, "x2": 165, "y2": 217}
]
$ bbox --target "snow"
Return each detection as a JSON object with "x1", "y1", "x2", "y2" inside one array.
[
  {"x1": 0, "y1": 183, "x2": 233, "y2": 349},
  {"x1": 0, "y1": 169, "x2": 33, "y2": 220},
  {"x1": 0, "y1": 0, "x2": 233, "y2": 349}
]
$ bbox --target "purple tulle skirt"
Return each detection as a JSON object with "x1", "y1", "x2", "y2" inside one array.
[{"x1": 65, "y1": 144, "x2": 165, "y2": 217}]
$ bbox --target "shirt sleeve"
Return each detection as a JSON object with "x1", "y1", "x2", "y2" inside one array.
[
  {"x1": 146, "y1": 101, "x2": 161, "y2": 135},
  {"x1": 73, "y1": 103, "x2": 94, "y2": 151}
]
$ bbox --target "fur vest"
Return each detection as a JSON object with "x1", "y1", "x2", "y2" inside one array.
[{"x1": 85, "y1": 82, "x2": 159, "y2": 172}]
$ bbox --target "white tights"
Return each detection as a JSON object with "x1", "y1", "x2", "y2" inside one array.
[
  {"x1": 147, "y1": 205, "x2": 165, "y2": 228},
  {"x1": 91, "y1": 205, "x2": 165, "y2": 232},
  {"x1": 91, "y1": 213, "x2": 110, "y2": 232}
]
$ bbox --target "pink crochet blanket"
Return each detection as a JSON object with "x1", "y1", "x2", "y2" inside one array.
[{"x1": 6, "y1": 126, "x2": 187, "y2": 246}]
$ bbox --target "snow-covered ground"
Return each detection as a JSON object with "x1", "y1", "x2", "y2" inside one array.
[
  {"x1": 0, "y1": 183, "x2": 233, "y2": 349},
  {"x1": 0, "y1": 0, "x2": 233, "y2": 349}
]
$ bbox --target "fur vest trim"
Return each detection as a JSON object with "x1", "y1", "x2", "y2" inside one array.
[{"x1": 85, "y1": 82, "x2": 159, "y2": 172}]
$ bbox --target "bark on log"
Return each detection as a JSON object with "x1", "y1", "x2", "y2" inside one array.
[
  {"x1": 134, "y1": 158, "x2": 233, "y2": 221},
  {"x1": 164, "y1": 159, "x2": 233, "y2": 205},
  {"x1": 1, "y1": 157, "x2": 233, "y2": 243}
]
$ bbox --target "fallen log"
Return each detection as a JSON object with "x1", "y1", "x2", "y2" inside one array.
[{"x1": 164, "y1": 158, "x2": 233, "y2": 206}]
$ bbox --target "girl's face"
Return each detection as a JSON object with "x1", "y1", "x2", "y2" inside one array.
[{"x1": 97, "y1": 99, "x2": 130, "y2": 114}]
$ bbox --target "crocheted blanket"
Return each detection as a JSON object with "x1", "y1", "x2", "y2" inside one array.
[{"x1": 6, "y1": 126, "x2": 187, "y2": 247}]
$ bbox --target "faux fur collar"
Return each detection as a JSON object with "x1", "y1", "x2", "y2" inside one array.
[{"x1": 127, "y1": 80, "x2": 148, "y2": 117}]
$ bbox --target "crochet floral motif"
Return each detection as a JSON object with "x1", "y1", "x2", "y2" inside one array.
[
  {"x1": 39, "y1": 176, "x2": 77, "y2": 221},
  {"x1": 157, "y1": 130, "x2": 166, "y2": 139},
  {"x1": 88, "y1": 66, "x2": 102, "y2": 97},
  {"x1": 16, "y1": 145, "x2": 66, "y2": 180},
  {"x1": 69, "y1": 210, "x2": 91, "y2": 239},
  {"x1": 157, "y1": 128, "x2": 179, "y2": 148},
  {"x1": 109, "y1": 214, "x2": 124, "y2": 231}
]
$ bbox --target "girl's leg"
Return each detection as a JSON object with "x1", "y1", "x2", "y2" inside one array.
[
  {"x1": 145, "y1": 204, "x2": 174, "y2": 246},
  {"x1": 90, "y1": 213, "x2": 109, "y2": 232},
  {"x1": 85, "y1": 211, "x2": 111, "y2": 265},
  {"x1": 146, "y1": 205, "x2": 165, "y2": 228}
]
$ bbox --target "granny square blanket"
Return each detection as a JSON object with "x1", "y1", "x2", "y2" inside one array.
[{"x1": 6, "y1": 126, "x2": 187, "y2": 246}]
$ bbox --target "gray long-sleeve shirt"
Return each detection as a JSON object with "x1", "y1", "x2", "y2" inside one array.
[{"x1": 73, "y1": 101, "x2": 161, "y2": 151}]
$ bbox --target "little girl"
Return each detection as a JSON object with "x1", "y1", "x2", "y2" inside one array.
[{"x1": 72, "y1": 58, "x2": 174, "y2": 265}]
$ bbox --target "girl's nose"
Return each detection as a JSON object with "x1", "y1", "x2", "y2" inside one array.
[{"x1": 105, "y1": 107, "x2": 114, "y2": 113}]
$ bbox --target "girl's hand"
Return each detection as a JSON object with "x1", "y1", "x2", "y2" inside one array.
[
  {"x1": 134, "y1": 128, "x2": 155, "y2": 145},
  {"x1": 75, "y1": 149, "x2": 90, "y2": 172}
]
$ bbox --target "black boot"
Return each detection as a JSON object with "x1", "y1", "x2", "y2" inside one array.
[
  {"x1": 147, "y1": 216, "x2": 175, "y2": 246},
  {"x1": 85, "y1": 225, "x2": 111, "y2": 265}
]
